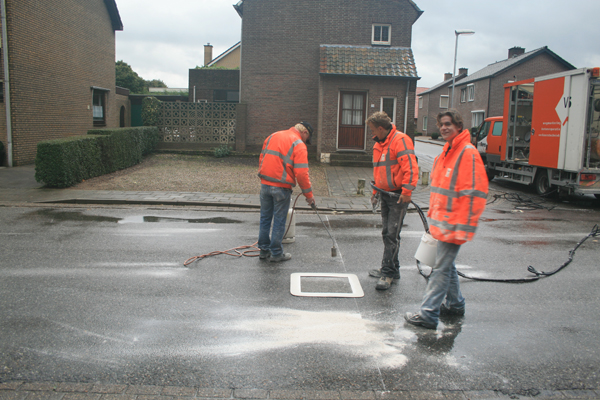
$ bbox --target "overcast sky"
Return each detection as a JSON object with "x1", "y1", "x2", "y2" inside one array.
[{"x1": 115, "y1": 0, "x2": 600, "y2": 89}]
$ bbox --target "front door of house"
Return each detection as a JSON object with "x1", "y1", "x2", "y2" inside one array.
[{"x1": 338, "y1": 92, "x2": 366, "y2": 150}]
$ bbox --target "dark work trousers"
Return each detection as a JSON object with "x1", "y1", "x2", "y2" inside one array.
[{"x1": 379, "y1": 192, "x2": 409, "y2": 278}]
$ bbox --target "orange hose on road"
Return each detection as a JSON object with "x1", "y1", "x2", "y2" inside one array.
[
  {"x1": 183, "y1": 242, "x2": 261, "y2": 266},
  {"x1": 183, "y1": 193, "x2": 304, "y2": 266}
]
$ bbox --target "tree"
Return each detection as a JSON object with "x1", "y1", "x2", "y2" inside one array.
[
  {"x1": 146, "y1": 79, "x2": 167, "y2": 88},
  {"x1": 116, "y1": 60, "x2": 146, "y2": 93}
]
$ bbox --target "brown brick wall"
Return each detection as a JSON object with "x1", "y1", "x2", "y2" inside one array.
[
  {"x1": 417, "y1": 85, "x2": 452, "y2": 136},
  {"x1": 240, "y1": 0, "x2": 420, "y2": 150},
  {"x1": 188, "y1": 69, "x2": 239, "y2": 103},
  {"x1": 0, "y1": 0, "x2": 118, "y2": 165}
]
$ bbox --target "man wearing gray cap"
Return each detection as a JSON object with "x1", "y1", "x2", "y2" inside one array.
[{"x1": 257, "y1": 122, "x2": 316, "y2": 262}]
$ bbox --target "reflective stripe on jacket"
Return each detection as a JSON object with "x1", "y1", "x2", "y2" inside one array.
[
  {"x1": 258, "y1": 127, "x2": 313, "y2": 198},
  {"x1": 428, "y1": 129, "x2": 488, "y2": 245},
  {"x1": 372, "y1": 125, "x2": 419, "y2": 196}
]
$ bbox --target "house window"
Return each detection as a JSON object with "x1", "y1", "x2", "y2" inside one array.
[
  {"x1": 467, "y1": 84, "x2": 475, "y2": 102},
  {"x1": 418, "y1": 96, "x2": 423, "y2": 109},
  {"x1": 439, "y1": 95, "x2": 449, "y2": 109},
  {"x1": 372, "y1": 24, "x2": 391, "y2": 45},
  {"x1": 423, "y1": 116, "x2": 428, "y2": 131},
  {"x1": 341, "y1": 93, "x2": 364, "y2": 125},
  {"x1": 380, "y1": 97, "x2": 396, "y2": 123},
  {"x1": 472, "y1": 111, "x2": 485, "y2": 129},
  {"x1": 460, "y1": 88, "x2": 466, "y2": 103},
  {"x1": 92, "y1": 88, "x2": 107, "y2": 127},
  {"x1": 213, "y1": 90, "x2": 239, "y2": 102}
]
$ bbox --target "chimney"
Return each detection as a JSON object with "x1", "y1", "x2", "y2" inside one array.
[
  {"x1": 508, "y1": 46, "x2": 525, "y2": 59},
  {"x1": 204, "y1": 43, "x2": 213, "y2": 66},
  {"x1": 444, "y1": 72, "x2": 452, "y2": 81},
  {"x1": 458, "y1": 68, "x2": 468, "y2": 76}
]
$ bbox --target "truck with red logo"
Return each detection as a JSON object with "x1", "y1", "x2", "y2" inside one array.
[{"x1": 474, "y1": 67, "x2": 600, "y2": 198}]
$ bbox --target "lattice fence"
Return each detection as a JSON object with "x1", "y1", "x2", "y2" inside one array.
[{"x1": 157, "y1": 102, "x2": 236, "y2": 144}]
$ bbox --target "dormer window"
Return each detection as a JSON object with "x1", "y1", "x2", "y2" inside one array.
[{"x1": 372, "y1": 24, "x2": 391, "y2": 45}]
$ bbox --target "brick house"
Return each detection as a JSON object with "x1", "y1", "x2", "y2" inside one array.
[
  {"x1": 234, "y1": 0, "x2": 422, "y2": 160},
  {"x1": 0, "y1": 0, "x2": 123, "y2": 166},
  {"x1": 187, "y1": 43, "x2": 240, "y2": 104},
  {"x1": 417, "y1": 69, "x2": 468, "y2": 136},
  {"x1": 418, "y1": 46, "x2": 575, "y2": 135},
  {"x1": 206, "y1": 42, "x2": 241, "y2": 69}
]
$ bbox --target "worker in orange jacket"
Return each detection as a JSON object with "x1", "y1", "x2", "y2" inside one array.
[
  {"x1": 258, "y1": 122, "x2": 316, "y2": 262},
  {"x1": 367, "y1": 112, "x2": 419, "y2": 290},
  {"x1": 405, "y1": 109, "x2": 488, "y2": 329}
]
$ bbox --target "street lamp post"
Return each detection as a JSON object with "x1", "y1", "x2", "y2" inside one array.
[{"x1": 451, "y1": 29, "x2": 475, "y2": 109}]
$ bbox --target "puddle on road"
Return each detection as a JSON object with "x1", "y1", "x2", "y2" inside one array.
[
  {"x1": 23, "y1": 210, "x2": 243, "y2": 225},
  {"x1": 118, "y1": 216, "x2": 242, "y2": 224},
  {"x1": 298, "y1": 219, "x2": 382, "y2": 229}
]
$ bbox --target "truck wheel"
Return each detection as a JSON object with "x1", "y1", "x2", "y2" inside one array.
[
  {"x1": 486, "y1": 168, "x2": 496, "y2": 181},
  {"x1": 534, "y1": 170, "x2": 552, "y2": 196}
]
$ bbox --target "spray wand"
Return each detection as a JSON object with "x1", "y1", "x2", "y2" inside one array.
[{"x1": 311, "y1": 203, "x2": 338, "y2": 257}]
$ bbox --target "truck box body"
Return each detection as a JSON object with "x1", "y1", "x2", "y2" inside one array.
[{"x1": 477, "y1": 67, "x2": 600, "y2": 196}]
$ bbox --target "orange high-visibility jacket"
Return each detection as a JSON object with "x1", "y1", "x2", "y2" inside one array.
[
  {"x1": 428, "y1": 129, "x2": 489, "y2": 245},
  {"x1": 372, "y1": 125, "x2": 419, "y2": 196},
  {"x1": 258, "y1": 127, "x2": 313, "y2": 199}
]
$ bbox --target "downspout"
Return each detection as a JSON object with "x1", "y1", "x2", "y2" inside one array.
[
  {"x1": 403, "y1": 80, "x2": 410, "y2": 133},
  {"x1": 1, "y1": 0, "x2": 12, "y2": 167}
]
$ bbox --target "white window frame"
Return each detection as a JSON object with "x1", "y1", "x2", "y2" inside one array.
[
  {"x1": 460, "y1": 88, "x2": 466, "y2": 103},
  {"x1": 423, "y1": 116, "x2": 428, "y2": 131},
  {"x1": 471, "y1": 110, "x2": 485, "y2": 129},
  {"x1": 439, "y1": 95, "x2": 449, "y2": 109},
  {"x1": 372, "y1": 24, "x2": 391, "y2": 45},
  {"x1": 418, "y1": 96, "x2": 423, "y2": 109},
  {"x1": 467, "y1": 84, "x2": 475, "y2": 102},
  {"x1": 380, "y1": 97, "x2": 397, "y2": 124}
]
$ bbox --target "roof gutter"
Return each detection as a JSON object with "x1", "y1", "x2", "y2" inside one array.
[{"x1": 1, "y1": 0, "x2": 12, "y2": 167}]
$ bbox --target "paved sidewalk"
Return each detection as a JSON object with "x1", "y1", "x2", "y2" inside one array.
[
  {"x1": 1, "y1": 381, "x2": 598, "y2": 400},
  {"x1": 0, "y1": 163, "x2": 433, "y2": 213}
]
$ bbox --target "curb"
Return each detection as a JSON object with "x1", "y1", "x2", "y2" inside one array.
[{"x1": 0, "y1": 381, "x2": 598, "y2": 400}]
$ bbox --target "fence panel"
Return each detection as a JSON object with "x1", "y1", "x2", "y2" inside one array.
[{"x1": 157, "y1": 102, "x2": 236, "y2": 145}]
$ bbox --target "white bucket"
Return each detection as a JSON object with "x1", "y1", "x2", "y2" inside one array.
[
  {"x1": 282, "y1": 208, "x2": 296, "y2": 243},
  {"x1": 414, "y1": 232, "x2": 438, "y2": 267}
]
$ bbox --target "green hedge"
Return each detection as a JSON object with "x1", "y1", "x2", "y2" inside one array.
[{"x1": 35, "y1": 126, "x2": 159, "y2": 188}]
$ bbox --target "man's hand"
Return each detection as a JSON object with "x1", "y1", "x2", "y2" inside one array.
[
  {"x1": 397, "y1": 194, "x2": 411, "y2": 204},
  {"x1": 370, "y1": 194, "x2": 378, "y2": 206},
  {"x1": 306, "y1": 196, "x2": 316, "y2": 208}
]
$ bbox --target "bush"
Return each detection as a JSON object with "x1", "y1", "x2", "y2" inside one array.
[
  {"x1": 35, "y1": 136, "x2": 102, "y2": 188},
  {"x1": 141, "y1": 96, "x2": 161, "y2": 126},
  {"x1": 430, "y1": 132, "x2": 440, "y2": 140},
  {"x1": 35, "y1": 127, "x2": 159, "y2": 188},
  {"x1": 213, "y1": 144, "x2": 231, "y2": 158}
]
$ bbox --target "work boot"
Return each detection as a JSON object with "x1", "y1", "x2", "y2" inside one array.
[
  {"x1": 404, "y1": 312, "x2": 437, "y2": 330},
  {"x1": 269, "y1": 253, "x2": 292, "y2": 262},
  {"x1": 440, "y1": 303, "x2": 465, "y2": 316},
  {"x1": 259, "y1": 250, "x2": 270, "y2": 260},
  {"x1": 375, "y1": 276, "x2": 394, "y2": 290},
  {"x1": 369, "y1": 269, "x2": 400, "y2": 280}
]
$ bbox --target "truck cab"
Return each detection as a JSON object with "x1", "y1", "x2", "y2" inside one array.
[{"x1": 474, "y1": 116, "x2": 503, "y2": 164}]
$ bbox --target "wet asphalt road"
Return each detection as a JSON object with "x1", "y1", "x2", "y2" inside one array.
[{"x1": 0, "y1": 197, "x2": 599, "y2": 392}]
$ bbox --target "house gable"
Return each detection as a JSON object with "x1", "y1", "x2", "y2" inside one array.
[{"x1": 238, "y1": 0, "x2": 423, "y2": 154}]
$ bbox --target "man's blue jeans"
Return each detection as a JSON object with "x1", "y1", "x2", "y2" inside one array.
[
  {"x1": 258, "y1": 184, "x2": 292, "y2": 257},
  {"x1": 419, "y1": 241, "x2": 465, "y2": 325}
]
